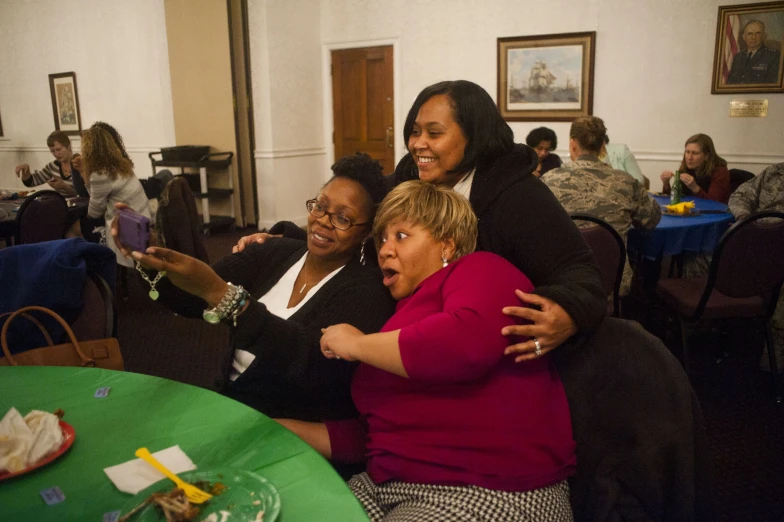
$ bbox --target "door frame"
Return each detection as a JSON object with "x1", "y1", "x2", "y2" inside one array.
[{"x1": 321, "y1": 38, "x2": 402, "y2": 182}]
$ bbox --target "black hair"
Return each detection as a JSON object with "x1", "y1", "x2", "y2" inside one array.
[
  {"x1": 525, "y1": 127, "x2": 558, "y2": 150},
  {"x1": 327, "y1": 152, "x2": 387, "y2": 221},
  {"x1": 91, "y1": 121, "x2": 132, "y2": 165},
  {"x1": 403, "y1": 80, "x2": 514, "y2": 176}
]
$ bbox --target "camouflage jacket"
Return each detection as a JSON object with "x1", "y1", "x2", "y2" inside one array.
[
  {"x1": 728, "y1": 163, "x2": 784, "y2": 219},
  {"x1": 544, "y1": 155, "x2": 661, "y2": 295}
]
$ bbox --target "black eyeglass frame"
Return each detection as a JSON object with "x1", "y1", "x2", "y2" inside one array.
[{"x1": 305, "y1": 199, "x2": 369, "y2": 231}]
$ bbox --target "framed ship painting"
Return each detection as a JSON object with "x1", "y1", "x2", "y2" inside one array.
[{"x1": 497, "y1": 32, "x2": 596, "y2": 121}]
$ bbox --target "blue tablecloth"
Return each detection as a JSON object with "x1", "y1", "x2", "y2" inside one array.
[{"x1": 628, "y1": 195, "x2": 735, "y2": 260}]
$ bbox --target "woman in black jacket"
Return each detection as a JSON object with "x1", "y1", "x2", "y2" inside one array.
[{"x1": 390, "y1": 80, "x2": 605, "y2": 359}]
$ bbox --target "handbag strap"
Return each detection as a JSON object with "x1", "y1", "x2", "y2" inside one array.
[
  {"x1": 0, "y1": 311, "x2": 55, "y2": 346},
  {"x1": 0, "y1": 306, "x2": 95, "y2": 367}
]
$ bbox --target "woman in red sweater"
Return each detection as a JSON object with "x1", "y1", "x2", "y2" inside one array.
[
  {"x1": 279, "y1": 181, "x2": 575, "y2": 521},
  {"x1": 661, "y1": 133, "x2": 731, "y2": 203}
]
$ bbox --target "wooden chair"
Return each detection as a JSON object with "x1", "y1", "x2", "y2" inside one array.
[
  {"x1": 571, "y1": 213, "x2": 626, "y2": 317},
  {"x1": 656, "y1": 211, "x2": 784, "y2": 401}
]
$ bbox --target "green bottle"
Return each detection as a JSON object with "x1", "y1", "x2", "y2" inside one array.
[{"x1": 670, "y1": 170, "x2": 681, "y2": 204}]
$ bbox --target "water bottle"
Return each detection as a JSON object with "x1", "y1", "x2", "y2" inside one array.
[{"x1": 670, "y1": 170, "x2": 681, "y2": 205}]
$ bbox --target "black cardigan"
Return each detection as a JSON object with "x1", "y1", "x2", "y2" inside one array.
[
  {"x1": 156, "y1": 238, "x2": 396, "y2": 421},
  {"x1": 390, "y1": 145, "x2": 606, "y2": 332}
]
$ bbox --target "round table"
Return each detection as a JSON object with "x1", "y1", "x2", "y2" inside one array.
[
  {"x1": 0, "y1": 367, "x2": 369, "y2": 521},
  {"x1": 627, "y1": 195, "x2": 735, "y2": 260}
]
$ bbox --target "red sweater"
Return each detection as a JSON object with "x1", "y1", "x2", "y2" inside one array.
[{"x1": 326, "y1": 252, "x2": 576, "y2": 492}]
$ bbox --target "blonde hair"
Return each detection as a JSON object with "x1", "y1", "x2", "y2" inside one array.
[
  {"x1": 373, "y1": 180, "x2": 478, "y2": 260},
  {"x1": 81, "y1": 125, "x2": 134, "y2": 180}
]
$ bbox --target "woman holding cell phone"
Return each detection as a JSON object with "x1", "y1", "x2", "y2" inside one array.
[{"x1": 81, "y1": 123, "x2": 151, "y2": 267}]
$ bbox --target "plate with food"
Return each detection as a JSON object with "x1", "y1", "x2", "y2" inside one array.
[
  {"x1": 661, "y1": 209, "x2": 700, "y2": 217},
  {"x1": 119, "y1": 468, "x2": 280, "y2": 522},
  {"x1": 0, "y1": 420, "x2": 75, "y2": 481}
]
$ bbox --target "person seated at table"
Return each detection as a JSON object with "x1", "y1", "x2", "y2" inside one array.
[
  {"x1": 15, "y1": 130, "x2": 87, "y2": 198},
  {"x1": 729, "y1": 162, "x2": 784, "y2": 372},
  {"x1": 526, "y1": 126, "x2": 562, "y2": 177},
  {"x1": 82, "y1": 124, "x2": 151, "y2": 266},
  {"x1": 661, "y1": 133, "x2": 730, "y2": 203},
  {"x1": 600, "y1": 135, "x2": 646, "y2": 185},
  {"x1": 279, "y1": 180, "x2": 575, "y2": 521},
  {"x1": 544, "y1": 116, "x2": 661, "y2": 297},
  {"x1": 115, "y1": 153, "x2": 396, "y2": 422}
]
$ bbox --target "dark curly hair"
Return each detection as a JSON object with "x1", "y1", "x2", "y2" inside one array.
[
  {"x1": 525, "y1": 127, "x2": 558, "y2": 151},
  {"x1": 327, "y1": 152, "x2": 387, "y2": 222}
]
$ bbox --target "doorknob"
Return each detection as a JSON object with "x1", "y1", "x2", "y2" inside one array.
[{"x1": 385, "y1": 127, "x2": 394, "y2": 149}]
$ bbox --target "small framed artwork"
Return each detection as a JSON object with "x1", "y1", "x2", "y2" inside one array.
[
  {"x1": 712, "y1": 1, "x2": 784, "y2": 94},
  {"x1": 497, "y1": 32, "x2": 596, "y2": 122},
  {"x1": 48, "y1": 72, "x2": 82, "y2": 135}
]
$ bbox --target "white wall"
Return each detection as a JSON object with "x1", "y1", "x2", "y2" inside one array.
[
  {"x1": 318, "y1": 0, "x2": 784, "y2": 192},
  {"x1": 248, "y1": 0, "x2": 325, "y2": 229},
  {"x1": 0, "y1": 0, "x2": 175, "y2": 189}
]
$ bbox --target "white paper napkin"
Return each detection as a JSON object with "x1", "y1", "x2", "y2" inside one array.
[
  {"x1": 0, "y1": 408, "x2": 64, "y2": 474},
  {"x1": 103, "y1": 445, "x2": 196, "y2": 494}
]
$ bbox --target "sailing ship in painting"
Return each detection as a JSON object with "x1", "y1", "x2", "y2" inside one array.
[{"x1": 509, "y1": 60, "x2": 580, "y2": 104}]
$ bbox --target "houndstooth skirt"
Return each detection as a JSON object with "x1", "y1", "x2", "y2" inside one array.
[{"x1": 348, "y1": 472, "x2": 574, "y2": 522}]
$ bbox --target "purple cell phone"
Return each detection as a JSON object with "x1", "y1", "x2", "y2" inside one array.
[{"x1": 117, "y1": 209, "x2": 151, "y2": 252}]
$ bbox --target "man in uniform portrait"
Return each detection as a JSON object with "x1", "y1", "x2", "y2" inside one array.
[{"x1": 726, "y1": 20, "x2": 782, "y2": 84}]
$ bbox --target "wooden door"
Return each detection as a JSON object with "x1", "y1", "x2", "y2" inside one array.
[{"x1": 332, "y1": 46, "x2": 394, "y2": 174}]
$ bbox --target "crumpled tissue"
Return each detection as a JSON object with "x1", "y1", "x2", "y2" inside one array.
[{"x1": 0, "y1": 407, "x2": 64, "y2": 474}]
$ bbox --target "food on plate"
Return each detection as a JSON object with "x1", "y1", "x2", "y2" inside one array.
[
  {"x1": 664, "y1": 201, "x2": 696, "y2": 215},
  {"x1": 0, "y1": 408, "x2": 64, "y2": 474},
  {"x1": 119, "y1": 482, "x2": 228, "y2": 522}
]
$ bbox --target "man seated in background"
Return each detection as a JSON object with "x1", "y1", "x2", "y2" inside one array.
[
  {"x1": 544, "y1": 116, "x2": 661, "y2": 297},
  {"x1": 729, "y1": 162, "x2": 784, "y2": 372}
]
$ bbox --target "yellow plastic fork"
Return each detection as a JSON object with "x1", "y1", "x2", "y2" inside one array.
[{"x1": 135, "y1": 447, "x2": 212, "y2": 504}]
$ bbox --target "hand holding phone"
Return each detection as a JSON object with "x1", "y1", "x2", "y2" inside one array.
[{"x1": 117, "y1": 209, "x2": 151, "y2": 253}]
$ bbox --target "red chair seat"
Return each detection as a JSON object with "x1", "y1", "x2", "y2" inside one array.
[{"x1": 657, "y1": 277, "x2": 766, "y2": 320}]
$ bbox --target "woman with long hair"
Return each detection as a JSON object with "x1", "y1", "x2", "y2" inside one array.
[
  {"x1": 82, "y1": 123, "x2": 150, "y2": 266},
  {"x1": 661, "y1": 133, "x2": 731, "y2": 203}
]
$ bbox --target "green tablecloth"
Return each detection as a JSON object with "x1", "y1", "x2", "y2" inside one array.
[{"x1": 0, "y1": 367, "x2": 369, "y2": 521}]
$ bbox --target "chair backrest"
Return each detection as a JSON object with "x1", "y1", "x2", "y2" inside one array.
[
  {"x1": 696, "y1": 211, "x2": 784, "y2": 317},
  {"x1": 554, "y1": 317, "x2": 714, "y2": 521},
  {"x1": 156, "y1": 176, "x2": 210, "y2": 263},
  {"x1": 70, "y1": 272, "x2": 116, "y2": 340},
  {"x1": 729, "y1": 168, "x2": 755, "y2": 195},
  {"x1": 15, "y1": 190, "x2": 68, "y2": 244},
  {"x1": 571, "y1": 213, "x2": 626, "y2": 317}
]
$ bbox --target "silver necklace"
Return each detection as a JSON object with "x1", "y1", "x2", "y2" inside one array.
[{"x1": 135, "y1": 261, "x2": 166, "y2": 300}]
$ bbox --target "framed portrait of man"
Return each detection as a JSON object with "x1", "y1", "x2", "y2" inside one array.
[{"x1": 712, "y1": 1, "x2": 784, "y2": 93}]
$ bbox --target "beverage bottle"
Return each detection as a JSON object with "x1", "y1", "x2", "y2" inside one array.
[{"x1": 670, "y1": 170, "x2": 681, "y2": 205}]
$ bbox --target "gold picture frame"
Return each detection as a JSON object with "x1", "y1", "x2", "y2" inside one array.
[
  {"x1": 497, "y1": 32, "x2": 595, "y2": 121},
  {"x1": 711, "y1": 1, "x2": 784, "y2": 94}
]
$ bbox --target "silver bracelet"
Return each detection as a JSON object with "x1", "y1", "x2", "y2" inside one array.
[
  {"x1": 135, "y1": 261, "x2": 165, "y2": 300},
  {"x1": 202, "y1": 283, "x2": 250, "y2": 327}
]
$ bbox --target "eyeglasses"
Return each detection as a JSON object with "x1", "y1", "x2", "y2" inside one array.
[{"x1": 305, "y1": 199, "x2": 368, "y2": 231}]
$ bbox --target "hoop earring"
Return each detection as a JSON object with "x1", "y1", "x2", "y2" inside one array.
[
  {"x1": 360, "y1": 239, "x2": 367, "y2": 266},
  {"x1": 442, "y1": 252, "x2": 448, "y2": 268}
]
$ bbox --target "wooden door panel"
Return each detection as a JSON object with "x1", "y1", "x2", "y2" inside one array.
[{"x1": 332, "y1": 46, "x2": 394, "y2": 173}]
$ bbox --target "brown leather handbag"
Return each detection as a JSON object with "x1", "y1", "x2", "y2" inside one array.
[{"x1": 0, "y1": 306, "x2": 124, "y2": 371}]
